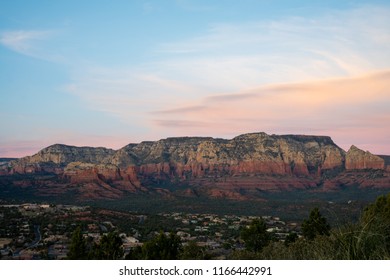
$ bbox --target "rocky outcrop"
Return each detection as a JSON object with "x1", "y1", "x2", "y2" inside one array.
[
  {"x1": 32, "y1": 144, "x2": 115, "y2": 164},
  {"x1": 4, "y1": 133, "x2": 347, "y2": 178},
  {"x1": 109, "y1": 133, "x2": 346, "y2": 180},
  {"x1": 1, "y1": 132, "x2": 389, "y2": 200},
  {"x1": 16, "y1": 144, "x2": 114, "y2": 166},
  {"x1": 6, "y1": 144, "x2": 115, "y2": 175},
  {"x1": 345, "y1": 145, "x2": 385, "y2": 170},
  {"x1": 63, "y1": 162, "x2": 121, "y2": 183}
]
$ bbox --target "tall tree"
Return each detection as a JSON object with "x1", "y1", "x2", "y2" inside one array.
[
  {"x1": 302, "y1": 208, "x2": 330, "y2": 240},
  {"x1": 240, "y1": 219, "x2": 271, "y2": 252},
  {"x1": 142, "y1": 232, "x2": 181, "y2": 260},
  {"x1": 93, "y1": 232, "x2": 123, "y2": 260},
  {"x1": 362, "y1": 193, "x2": 390, "y2": 225},
  {"x1": 67, "y1": 226, "x2": 88, "y2": 260}
]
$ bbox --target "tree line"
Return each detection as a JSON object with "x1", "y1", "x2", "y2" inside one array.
[{"x1": 67, "y1": 193, "x2": 390, "y2": 260}]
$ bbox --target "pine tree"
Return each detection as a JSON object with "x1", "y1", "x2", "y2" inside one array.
[
  {"x1": 240, "y1": 219, "x2": 271, "y2": 252},
  {"x1": 301, "y1": 208, "x2": 330, "y2": 240},
  {"x1": 93, "y1": 232, "x2": 123, "y2": 260},
  {"x1": 67, "y1": 227, "x2": 88, "y2": 260},
  {"x1": 142, "y1": 232, "x2": 181, "y2": 260}
]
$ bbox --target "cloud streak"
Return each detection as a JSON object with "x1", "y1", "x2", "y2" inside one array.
[
  {"x1": 0, "y1": 29, "x2": 64, "y2": 62},
  {"x1": 151, "y1": 105, "x2": 207, "y2": 115},
  {"x1": 64, "y1": 5, "x2": 390, "y2": 153},
  {"x1": 152, "y1": 70, "x2": 390, "y2": 153},
  {"x1": 0, "y1": 30, "x2": 48, "y2": 52},
  {"x1": 155, "y1": 5, "x2": 390, "y2": 85}
]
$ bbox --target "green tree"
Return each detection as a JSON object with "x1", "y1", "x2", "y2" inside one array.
[
  {"x1": 142, "y1": 232, "x2": 181, "y2": 260},
  {"x1": 180, "y1": 240, "x2": 208, "y2": 260},
  {"x1": 67, "y1": 227, "x2": 88, "y2": 260},
  {"x1": 240, "y1": 219, "x2": 271, "y2": 252},
  {"x1": 284, "y1": 232, "x2": 298, "y2": 247},
  {"x1": 336, "y1": 193, "x2": 390, "y2": 259},
  {"x1": 92, "y1": 232, "x2": 124, "y2": 260},
  {"x1": 301, "y1": 208, "x2": 330, "y2": 240},
  {"x1": 362, "y1": 193, "x2": 390, "y2": 226}
]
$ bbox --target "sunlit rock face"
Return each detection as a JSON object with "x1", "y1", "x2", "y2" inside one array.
[
  {"x1": 1, "y1": 132, "x2": 389, "y2": 200},
  {"x1": 345, "y1": 145, "x2": 385, "y2": 170}
]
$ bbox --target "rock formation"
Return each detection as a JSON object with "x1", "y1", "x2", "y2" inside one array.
[
  {"x1": 345, "y1": 145, "x2": 385, "y2": 170},
  {"x1": 1, "y1": 132, "x2": 389, "y2": 200}
]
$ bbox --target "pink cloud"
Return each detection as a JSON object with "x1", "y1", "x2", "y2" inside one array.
[{"x1": 151, "y1": 70, "x2": 390, "y2": 154}]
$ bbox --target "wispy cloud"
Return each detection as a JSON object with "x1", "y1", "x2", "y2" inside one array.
[
  {"x1": 151, "y1": 105, "x2": 207, "y2": 115},
  {"x1": 152, "y1": 70, "x2": 390, "y2": 153},
  {"x1": 65, "y1": 66, "x2": 207, "y2": 133},
  {"x1": 156, "y1": 5, "x2": 390, "y2": 84},
  {"x1": 64, "y1": 5, "x2": 390, "y2": 153},
  {"x1": 206, "y1": 93, "x2": 257, "y2": 102},
  {"x1": 0, "y1": 29, "x2": 64, "y2": 62},
  {"x1": 153, "y1": 119, "x2": 211, "y2": 128},
  {"x1": 0, "y1": 30, "x2": 47, "y2": 51}
]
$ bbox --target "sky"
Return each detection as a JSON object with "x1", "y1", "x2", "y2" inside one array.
[{"x1": 0, "y1": 0, "x2": 389, "y2": 157}]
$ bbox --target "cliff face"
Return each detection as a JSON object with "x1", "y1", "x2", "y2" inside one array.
[
  {"x1": 8, "y1": 144, "x2": 115, "y2": 174},
  {"x1": 24, "y1": 144, "x2": 115, "y2": 165},
  {"x1": 109, "y1": 133, "x2": 345, "y2": 178},
  {"x1": 1, "y1": 132, "x2": 389, "y2": 200},
  {"x1": 345, "y1": 145, "x2": 385, "y2": 170}
]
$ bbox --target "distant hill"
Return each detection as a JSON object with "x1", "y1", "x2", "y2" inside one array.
[
  {"x1": 0, "y1": 158, "x2": 17, "y2": 166},
  {"x1": 0, "y1": 158, "x2": 17, "y2": 161}
]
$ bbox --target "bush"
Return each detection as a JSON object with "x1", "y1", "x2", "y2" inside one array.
[{"x1": 180, "y1": 240, "x2": 209, "y2": 260}]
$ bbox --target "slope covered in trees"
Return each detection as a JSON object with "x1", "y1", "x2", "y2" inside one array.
[{"x1": 65, "y1": 193, "x2": 390, "y2": 260}]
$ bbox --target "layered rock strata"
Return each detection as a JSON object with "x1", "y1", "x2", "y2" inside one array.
[
  {"x1": 1, "y1": 133, "x2": 389, "y2": 200},
  {"x1": 345, "y1": 145, "x2": 385, "y2": 170}
]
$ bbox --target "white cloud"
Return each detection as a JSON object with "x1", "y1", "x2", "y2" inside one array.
[
  {"x1": 66, "y1": 66, "x2": 204, "y2": 125},
  {"x1": 155, "y1": 5, "x2": 390, "y2": 85},
  {"x1": 0, "y1": 29, "x2": 64, "y2": 62},
  {"x1": 151, "y1": 70, "x2": 390, "y2": 153},
  {"x1": 0, "y1": 30, "x2": 47, "y2": 53},
  {"x1": 64, "y1": 5, "x2": 390, "y2": 152}
]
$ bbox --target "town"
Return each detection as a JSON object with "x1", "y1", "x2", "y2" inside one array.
[{"x1": 0, "y1": 202, "x2": 300, "y2": 259}]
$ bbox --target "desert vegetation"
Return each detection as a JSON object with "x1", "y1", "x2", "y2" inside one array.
[
  {"x1": 231, "y1": 193, "x2": 390, "y2": 260},
  {"x1": 64, "y1": 193, "x2": 390, "y2": 260}
]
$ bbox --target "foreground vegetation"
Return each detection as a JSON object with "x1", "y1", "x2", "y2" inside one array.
[
  {"x1": 65, "y1": 193, "x2": 390, "y2": 260},
  {"x1": 232, "y1": 193, "x2": 390, "y2": 259}
]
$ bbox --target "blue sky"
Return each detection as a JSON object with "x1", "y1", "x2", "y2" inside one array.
[{"x1": 1, "y1": 0, "x2": 389, "y2": 157}]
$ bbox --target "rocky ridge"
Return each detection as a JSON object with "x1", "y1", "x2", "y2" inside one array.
[
  {"x1": 346, "y1": 145, "x2": 385, "y2": 170},
  {"x1": 1, "y1": 132, "x2": 389, "y2": 200}
]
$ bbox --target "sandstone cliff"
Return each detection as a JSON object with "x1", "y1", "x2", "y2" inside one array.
[
  {"x1": 1, "y1": 132, "x2": 389, "y2": 200},
  {"x1": 108, "y1": 133, "x2": 345, "y2": 178},
  {"x1": 345, "y1": 145, "x2": 385, "y2": 170},
  {"x1": 8, "y1": 144, "x2": 115, "y2": 174}
]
